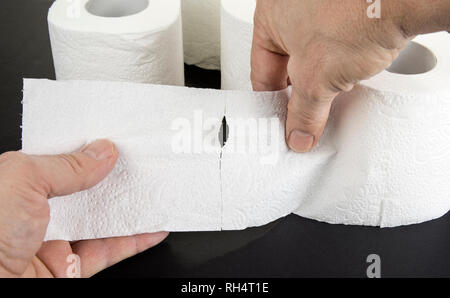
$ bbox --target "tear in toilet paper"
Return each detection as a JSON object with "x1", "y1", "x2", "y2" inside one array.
[{"x1": 22, "y1": 73, "x2": 450, "y2": 240}]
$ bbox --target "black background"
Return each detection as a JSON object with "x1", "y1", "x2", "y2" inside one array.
[{"x1": 1, "y1": 0, "x2": 449, "y2": 278}]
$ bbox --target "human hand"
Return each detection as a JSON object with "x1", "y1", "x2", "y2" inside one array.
[
  {"x1": 0, "y1": 139, "x2": 168, "y2": 277},
  {"x1": 251, "y1": 0, "x2": 450, "y2": 152}
]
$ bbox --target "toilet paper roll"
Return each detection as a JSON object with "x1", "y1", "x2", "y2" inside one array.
[
  {"x1": 224, "y1": 32, "x2": 450, "y2": 228},
  {"x1": 225, "y1": 33, "x2": 450, "y2": 228},
  {"x1": 221, "y1": 0, "x2": 255, "y2": 90},
  {"x1": 182, "y1": 0, "x2": 221, "y2": 70},
  {"x1": 22, "y1": 32, "x2": 450, "y2": 241},
  {"x1": 48, "y1": 0, "x2": 184, "y2": 86}
]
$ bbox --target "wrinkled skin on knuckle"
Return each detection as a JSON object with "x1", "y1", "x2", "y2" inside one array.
[
  {"x1": 49, "y1": 153, "x2": 92, "y2": 194},
  {"x1": 268, "y1": 0, "x2": 409, "y2": 87},
  {"x1": 315, "y1": 39, "x2": 402, "y2": 95},
  {"x1": 289, "y1": 54, "x2": 338, "y2": 105},
  {"x1": 339, "y1": 44, "x2": 402, "y2": 84},
  {"x1": 57, "y1": 154, "x2": 85, "y2": 176},
  {"x1": 287, "y1": 91, "x2": 331, "y2": 131}
]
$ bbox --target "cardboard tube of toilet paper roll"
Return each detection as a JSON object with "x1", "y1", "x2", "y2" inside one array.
[{"x1": 48, "y1": 0, "x2": 184, "y2": 86}]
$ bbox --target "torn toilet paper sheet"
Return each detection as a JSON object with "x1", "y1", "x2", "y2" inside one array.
[{"x1": 22, "y1": 79, "x2": 450, "y2": 241}]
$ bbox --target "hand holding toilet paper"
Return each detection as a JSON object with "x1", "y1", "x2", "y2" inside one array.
[
  {"x1": 22, "y1": 31, "x2": 450, "y2": 240},
  {"x1": 37, "y1": 1, "x2": 450, "y2": 240}
]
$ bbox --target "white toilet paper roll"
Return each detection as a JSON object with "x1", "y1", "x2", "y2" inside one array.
[
  {"x1": 222, "y1": 32, "x2": 450, "y2": 228},
  {"x1": 294, "y1": 34, "x2": 450, "y2": 227},
  {"x1": 21, "y1": 32, "x2": 450, "y2": 241},
  {"x1": 220, "y1": 0, "x2": 255, "y2": 90},
  {"x1": 182, "y1": 0, "x2": 221, "y2": 70},
  {"x1": 48, "y1": 0, "x2": 184, "y2": 86}
]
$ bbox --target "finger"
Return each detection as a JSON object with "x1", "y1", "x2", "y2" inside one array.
[
  {"x1": 285, "y1": 56, "x2": 338, "y2": 152},
  {"x1": 250, "y1": 21, "x2": 289, "y2": 91},
  {"x1": 36, "y1": 240, "x2": 74, "y2": 277},
  {"x1": 72, "y1": 232, "x2": 169, "y2": 277},
  {"x1": 31, "y1": 139, "x2": 118, "y2": 198}
]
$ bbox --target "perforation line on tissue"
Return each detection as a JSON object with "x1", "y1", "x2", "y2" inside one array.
[{"x1": 22, "y1": 79, "x2": 450, "y2": 241}]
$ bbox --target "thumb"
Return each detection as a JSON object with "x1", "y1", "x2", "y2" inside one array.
[
  {"x1": 286, "y1": 57, "x2": 343, "y2": 153},
  {"x1": 286, "y1": 89, "x2": 335, "y2": 153},
  {"x1": 31, "y1": 139, "x2": 118, "y2": 198}
]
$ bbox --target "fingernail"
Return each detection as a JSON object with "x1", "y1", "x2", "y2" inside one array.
[
  {"x1": 288, "y1": 130, "x2": 314, "y2": 152},
  {"x1": 82, "y1": 140, "x2": 114, "y2": 160}
]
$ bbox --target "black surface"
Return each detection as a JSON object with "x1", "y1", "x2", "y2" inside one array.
[{"x1": 1, "y1": 0, "x2": 449, "y2": 278}]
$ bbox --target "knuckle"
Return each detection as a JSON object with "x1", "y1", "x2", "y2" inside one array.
[
  {"x1": 296, "y1": 109, "x2": 323, "y2": 129},
  {"x1": 327, "y1": 77, "x2": 354, "y2": 93},
  {"x1": 290, "y1": 87, "x2": 333, "y2": 112},
  {"x1": 57, "y1": 154, "x2": 85, "y2": 176},
  {"x1": 288, "y1": 96, "x2": 331, "y2": 132},
  {"x1": 291, "y1": 72, "x2": 336, "y2": 107}
]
